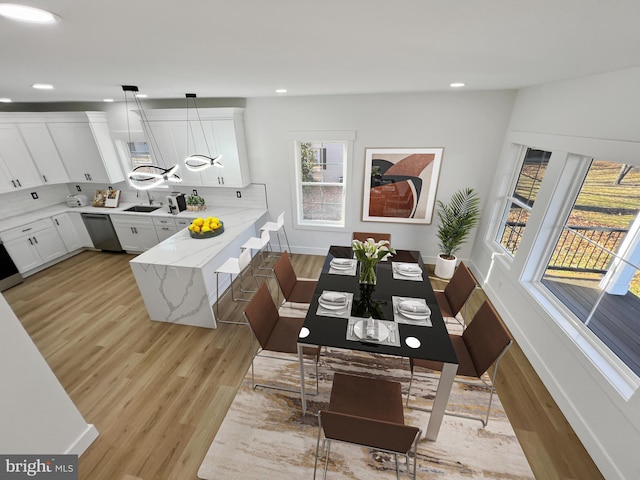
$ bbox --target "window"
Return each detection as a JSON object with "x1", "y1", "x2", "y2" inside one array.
[
  {"x1": 496, "y1": 147, "x2": 551, "y2": 256},
  {"x1": 541, "y1": 159, "x2": 640, "y2": 377},
  {"x1": 288, "y1": 131, "x2": 354, "y2": 229},
  {"x1": 296, "y1": 141, "x2": 346, "y2": 224}
]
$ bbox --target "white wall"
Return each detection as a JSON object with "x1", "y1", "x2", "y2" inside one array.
[
  {"x1": 243, "y1": 91, "x2": 515, "y2": 259},
  {"x1": 0, "y1": 294, "x2": 98, "y2": 454},
  {"x1": 471, "y1": 67, "x2": 640, "y2": 480}
]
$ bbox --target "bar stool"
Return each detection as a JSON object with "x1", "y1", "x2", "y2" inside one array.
[
  {"x1": 215, "y1": 248, "x2": 258, "y2": 325},
  {"x1": 241, "y1": 229, "x2": 274, "y2": 277},
  {"x1": 260, "y1": 211, "x2": 291, "y2": 257}
]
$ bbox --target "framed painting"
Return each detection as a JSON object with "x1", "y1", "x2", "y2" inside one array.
[{"x1": 362, "y1": 147, "x2": 443, "y2": 224}]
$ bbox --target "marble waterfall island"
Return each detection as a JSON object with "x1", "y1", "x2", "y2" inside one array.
[{"x1": 130, "y1": 207, "x2": 268, "y2": 328}]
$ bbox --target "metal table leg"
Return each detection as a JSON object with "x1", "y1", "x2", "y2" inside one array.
[{"x1": 425, "y1": 362, "x2": 458, "y2": 441}]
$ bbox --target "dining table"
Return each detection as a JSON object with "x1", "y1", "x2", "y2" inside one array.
[{"x1": 297, "y1": 246, "x2": 459, "y2": 441}]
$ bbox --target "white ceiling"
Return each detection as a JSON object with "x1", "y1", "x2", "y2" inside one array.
[{"x1": 2, "y1": 0, "x2": 640, "y2": 103}]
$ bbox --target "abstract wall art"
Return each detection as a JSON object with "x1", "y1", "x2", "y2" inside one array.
[{"x1": 362, "y1": 147, "x2": 443, "y2": 224}]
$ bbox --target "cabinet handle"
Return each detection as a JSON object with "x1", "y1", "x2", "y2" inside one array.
[
  {"x1": 43, "y1": 175, "x2": 48, "y2": 183},
  {"x1": 55, "y1": 219, "x2": 60, "y2": 226},
  {"x1": 28, "y1": 237, "x2": 33, "y2": 245},
  {"x1": 33, "y1": 236, "x2": 38, "y2": 244},
  {"x1": 16, "y1": 179, "x2": 22, "y2": 187},
  {"x1": 11, "y1": 180, "x2": 16, "y2": 188},
  {"x1": 22, "y1": 227, "x2": 32, "y2": 233},
  {"x1": 88, "y1": 173, "x2": 92, "y2": 181}
]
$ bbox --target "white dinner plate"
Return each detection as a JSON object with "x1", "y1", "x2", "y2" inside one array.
[
  {"x1": 353, "y1": 320, "x2": 389, "y2": 342},
  {"x1": 398, "y1": 301, "x2": 430, "y2": 320},
  {"x1": 398, "y1": 310, "x2": 430, "y2": 321},
  {"x1": 330, "y1": 259, "x2": 353, "y2": 269},
  {"x1": 319, "y1": 297, "x2": 348, "y2": 310},
  {"x1": 395, "y1": 264, "x2": 422, "y2": 276}
]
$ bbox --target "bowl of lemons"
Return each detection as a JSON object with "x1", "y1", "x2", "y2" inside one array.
[{"x1": 188, "y1": 216, "x2": 224, "y2": 239}]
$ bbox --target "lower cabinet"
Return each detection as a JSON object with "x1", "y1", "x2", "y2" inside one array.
[
  {"x1": 1, "y1": 218, "x2": 67, "y2": 273},
  {"x1": 153, "y1": 217, "x2": 178, "y2": 242},
  {"x1": 111, "y1": 215, "x2": 159, "y2": 252},
  {"x1": 52, "y1": 212, "x2": 90, "y2": 251}
]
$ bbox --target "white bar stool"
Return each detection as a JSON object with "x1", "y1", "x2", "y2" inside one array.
[
  {"x1": 215, "y1": 248, "x2": 258, "y2": 325},
  {"x1": 260, "y1": 211, "x2": 291, "y2": 257},
  {"x1": 241, "y1": 229, "x2": 274, "y2": 277}
]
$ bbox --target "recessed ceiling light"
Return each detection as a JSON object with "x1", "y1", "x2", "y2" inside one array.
[
  {"x1": 450, "y1": 82, "x2": 466, "y2": 88},
  {"x1": 32, "y1": 83, "x2": 54, "y2": 90},
  {"x1": 0, "y1": 3, "x2": 59, "y2": 24},
  {"x1": 103, "y1": 98, "x2": 114, "y2": 103},
  {"x1": 275, "y1": 89, "x2": 287, "y2": 94},
  {"x1": 0, "y1": 98, "x2": 12, "y2": 103}
]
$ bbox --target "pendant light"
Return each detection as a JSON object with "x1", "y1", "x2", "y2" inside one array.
[
  {"x1": 184, "y1": 93, "x2": 223, "y2": 172},
  {"x1": 122, "y1": 85, "x2": 182, "y2": 189}
]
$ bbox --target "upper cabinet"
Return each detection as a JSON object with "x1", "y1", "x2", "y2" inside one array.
[
  {"x1": 45, "y1": 112, "x2": 124, "y2": 184},
  {"x1": 17, "y1": 123, "x2": 70, "y2": 185},
  {"x1": 0, "y1": 124, "x2": 43, "y2": 192},
  {"x1": 142, "y1": 108, "x2": 251, "y2": 188}
]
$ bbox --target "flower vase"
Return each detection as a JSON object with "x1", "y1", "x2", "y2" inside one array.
[{"x1": 358, "y1": 261, "x2": 378, "y2": 285}]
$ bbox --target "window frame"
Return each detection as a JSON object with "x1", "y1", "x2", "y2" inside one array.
[{"x1": 287, "y1": 130, "x2": 355, "y2": 231}]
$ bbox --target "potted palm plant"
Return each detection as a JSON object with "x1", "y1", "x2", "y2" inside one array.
[{"x1": 434, "y1": 187, "x2": 481, "y2": 279}]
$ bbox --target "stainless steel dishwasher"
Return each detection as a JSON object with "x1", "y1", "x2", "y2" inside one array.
[{"x1": 81, "y1": 213, "x2": 123, "y2": 252}]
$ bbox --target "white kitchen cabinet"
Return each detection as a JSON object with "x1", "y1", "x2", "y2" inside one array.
[
  {"x1": 111, "y1": 214, "x2": 159, "y2": 252},
  {"x1": 1, "y1": 218, "x2": 67, "y2": 273},
  {"x1": 153, "y1": 217, "x2": 178, "y2": 242},
  {"x1": 142, "y1": 108, "x2": 251, "y2": 187},
  {"x1": 17, "y1": 123, "x2": 70, "y2": 184},
  {"x1": 52, "y1": 212, "x2": 86, "y2": 252},
  {"x1": 0, "y1": 124, "x2": 42, "y2": 192},
  {"x1": 46, "y1": 112, "x2": 124, "y2": 184}
]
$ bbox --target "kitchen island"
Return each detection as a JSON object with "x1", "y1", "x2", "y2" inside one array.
[{"x1": 130, "y1": 206, "x2": 268, "y2": 328}]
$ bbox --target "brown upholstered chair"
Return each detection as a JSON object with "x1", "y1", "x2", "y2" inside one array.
[
  {"x1": 243, "y1": 283, "x2": 321, "y2": 395},
  {"x1": 434, "y1": 261, "x2": 477, "y2": 328},
  {"x1": 406, "y1": 301, "x2": 513, "y2": 426},
  {"x1": 352, "y1": 231, "x2": 392, "y2": 244},
  {"x1": 314, "y1": 373, "x2": 421, "y2": 479},
  {"x1": 273, "y1": 251, "x2": 318, "y2": 305}
]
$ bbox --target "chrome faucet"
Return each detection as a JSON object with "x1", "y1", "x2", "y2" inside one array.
[{"x1": 146, "y1": 190, "x2": 154, "y2": 205}]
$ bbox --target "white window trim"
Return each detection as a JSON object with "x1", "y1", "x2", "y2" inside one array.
[{"x1": 286, "y1": 130, "x2": 356, "y2": 231}]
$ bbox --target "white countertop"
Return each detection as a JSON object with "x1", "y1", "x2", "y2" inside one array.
[
  {"x1": 130, "y1": 206, "x2": 267, "y2": 269},
  {"x1": 0, "y1": 201, "x2": 199, "y2": 233}
]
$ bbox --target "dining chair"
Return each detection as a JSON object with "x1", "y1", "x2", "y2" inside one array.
[
  {"x1": 314, "y1": 373, "x2": 421, "y2": 480},
  {"x1": 241, "y1": 228, "x2": 273, "y2": 277},
  {"x1": 434, "y1": 261, "x2": 477, "y2": 329},
  {"x1": 260, "y1": 211, "x2": 292, "y2": 258},
  {"x1": 273, "y1": 250, "x2": 318, "y2": 306},
  {"x1": 214, "y1": 247, "x2": 258, "y2": 325},
  {"x1": 243, "y1": 283, "x2": 321, "y2": 395},
  {"x1": 352, "y1": 231, "x2": 392, "y2": 244},
  {"x1": 406, "y1": 300, "x2": 512, "y2": 427}
]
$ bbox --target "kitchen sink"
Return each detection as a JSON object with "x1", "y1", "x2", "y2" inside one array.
[{"x1": 123, "y1": 205, "x2": 162, "y2": 213}]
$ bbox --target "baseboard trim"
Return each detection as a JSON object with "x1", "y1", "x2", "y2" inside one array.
[{"x1": 66, "y1": 424, "x2": 99, "y2": 456}]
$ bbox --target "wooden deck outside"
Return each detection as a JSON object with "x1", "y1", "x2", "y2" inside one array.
[{"x1": 542, "y1": 276, "x2": 640, "y2": 377}]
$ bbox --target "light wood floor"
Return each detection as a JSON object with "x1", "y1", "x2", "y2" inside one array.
[{"x1": 3, "y1": 251, "x2": 603, "y2": 479}]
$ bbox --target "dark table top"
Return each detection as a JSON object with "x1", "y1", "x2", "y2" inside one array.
[{"x1": 298, "y1": 246, "x2": 458, "y2": 364}]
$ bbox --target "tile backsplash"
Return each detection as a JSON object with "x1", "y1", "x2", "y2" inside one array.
[{"x1": 0, "y1": 182, "x2": 268, "y2": 221}]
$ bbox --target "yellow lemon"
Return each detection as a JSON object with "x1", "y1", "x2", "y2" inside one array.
[
  {"x1": 193, "y1": 218, "x2": 204, "y2": 227},
  {"x1": 201, "y1": 225, "x2": 211, "y2": 233}
]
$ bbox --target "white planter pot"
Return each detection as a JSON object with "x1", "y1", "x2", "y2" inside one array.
[{"x1": 435, "y1": 254, "x2": 456, "y2": 279}]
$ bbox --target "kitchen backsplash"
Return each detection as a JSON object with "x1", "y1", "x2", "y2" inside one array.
[{"x1": 0, "y1": 183, "x2": 268, "y2": 221}]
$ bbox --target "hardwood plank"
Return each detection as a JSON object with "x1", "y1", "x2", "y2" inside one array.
[{"x1": 2, "y1": 251, "x2": 603, "y2": 479}]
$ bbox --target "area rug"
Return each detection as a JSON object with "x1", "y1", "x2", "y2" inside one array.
[{"x1": 198, "y1": 346, "x2": 534, "y2": 479}]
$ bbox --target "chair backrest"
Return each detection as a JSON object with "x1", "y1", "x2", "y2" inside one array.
[
  {"x1": 238, "y1": 247, "x2": 252, "y2": 271},
  {"x1": 273, "y1": 251, "x2": 296, "y2": 299},
  {"x1": 352, "y1": 232, "x2": 391, "y2": 244},
  {"x1": 462, "y1": 301, "x2": 513, "y2": 376},
  {"x1": 276, "y1": 211, "x2": 285, "y2": 228},
  {"x1": 319, "y1": 410, "x2": 420, "y2": 455},
  {"x1": 259, "y1": 228, "x2": 271, "y2": 248},
  {"x1": 443, "y1": 262, "x2": 477, "y2": 316},
  {"x1": 243, "y1": 283, "x2": 279, "y2": 348}
]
